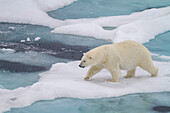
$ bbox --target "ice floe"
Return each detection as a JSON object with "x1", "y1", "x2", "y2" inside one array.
[
  {"x1": 26, "y1": 38, "x2": 31, "y2": 42},
  {"x1": 53, "y1": 6, "x2": 170, "y2": 43},
  {"x1": 0, "y1": 48, "x2": 15, "y2": 53},
  {"x1": 34, "y1": 37, "x2": 41, "y2": 41},
  {"x1": 1, "y1": 0, "x2": 170, "y2": 44},
  {"x1": 20, "y1": 40, "x2": 26, "y2": 43},
  {"x1": 0, "y1": 0, "x2": 77, "y2": 28},
  {"x1": 0, "y1": 59, "x2": 170, "y2": 112},
  {"x1": 35, "y1": 0, "x2": 77, "y2": 12}
]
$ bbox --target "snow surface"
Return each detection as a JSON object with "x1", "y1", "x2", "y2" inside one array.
[
  {"x1": 0, "y1": 0, "x2": 77, "y2": 28},
  {"x1": 1, "y1": 0, "x2": 170, "y2": 43},
  {"x1": 0, "y1": 59, "x2": 170, "y2": 112},
  {"x1": 52, "y1": 6, "x2": 170, "y2": 43},
  {"x1": 35, "y1": 0, "x2": 77, "y2": 12}
]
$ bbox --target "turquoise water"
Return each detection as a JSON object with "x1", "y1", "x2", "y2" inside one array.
[
  {"x1": 2, "y1": 30, "x2": 170, "y2": 112},
  {"x1": 48, "y1": 0, "x2": 170, "y2": 20},
  {"x1": 0, "y1": 71, "x2": 40, "y2": 89},
  {"x1": 145, "y1": 31, "x2": 170, "y2": 56},
  {"x1": 1, "y1": 0, "x2": 170, "y2": 112},
  {"x1": 6, "y1": 92, "x2": 170, "y2": 113},
  {"x1": 0, "y1": 23, "x2": 108, "y2": 89}
]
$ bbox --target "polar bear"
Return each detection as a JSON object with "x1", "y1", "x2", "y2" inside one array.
[{"x1": 79, "y1": 40, "x2": 158, "y2": 82}]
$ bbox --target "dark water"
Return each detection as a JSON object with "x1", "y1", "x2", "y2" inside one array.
[
  {"x1": 0, "y1": 60, "x2": 46, "y2": 72},
  {"x1": 0, "y1": 22, "x2": 109, "y2": 89},
  {"x1": 0, "y1": 23, "x2": 110, "y2": 68}
]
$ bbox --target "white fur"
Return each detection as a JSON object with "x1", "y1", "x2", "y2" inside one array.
[{"x1": 80, "y1": 40, "x2": 158, "y2": 82}]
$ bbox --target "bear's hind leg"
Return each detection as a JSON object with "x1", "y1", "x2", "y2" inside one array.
[
  {"x1": 139, "y1": 61, "x2": 158, "y2": 77},
  {"x1": 151, "y1": 67, "x2": 158, "y2": 77},
  {"x1": 84, "y1": 64, "x2": 104, "y2": 80},
  {"x1": 124, "y1": 68, "x2": 136, "y2": 78}
]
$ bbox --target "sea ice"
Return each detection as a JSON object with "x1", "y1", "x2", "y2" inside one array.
[
  {"x1": 20, "y1": 40, "x2": 26, "y2": 43},
  {"x1": 0, "y1": 1, "x2": 170, "y2": 113},
  {"x1": 53, "y1": 7, "x2": 170, "y2": 43},
  {"x1": 0, "y1": 59, "x2": 170, "y2": 113},
  {"x1": 34, "y1": 37, "x2": 41, "y2": 41},
  {"x1": 26, "y1": 38, "x2": 31, "y2": 42},
  {"x1": 0, "y1": 0, "x2": 77, "y2": 28},
  {"x1": 0, "y1": 48, "x2": 15, "y2": 53}
]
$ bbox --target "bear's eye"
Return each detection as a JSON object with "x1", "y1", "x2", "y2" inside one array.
[{"x1": 83, "y1": 60, "x2": 86, "y2": 62}]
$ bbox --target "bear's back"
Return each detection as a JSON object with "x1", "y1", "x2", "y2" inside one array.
[
  {"x1": 113, "y1": 40, "x2": 149, "y2": 56},
  {"x1": 112, "y1": 40, "x2": 151, "y2": 66}
]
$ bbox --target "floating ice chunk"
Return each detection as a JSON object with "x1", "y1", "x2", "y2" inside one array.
[
  {"x1": 0, "y1": 58, "x2": 170, "y2": 112},
  {"x1": 159, "y1": 55, "x2": 170, "y2": 60},
  {"x1": 53, "y1": 7, "x2": 170, "y2": 43},
  {"x1": 0, "y1": 48, "x2": 15, "y2": 53},
  {"x1": 20, "y1": 40, "x2": 26, "y2": 42},
  {"x1": 34, "y1": 37, "x2": 41, "y2": 41},
  {"x1": 8, "y1": 26, "x2": 15, "y2": 30},
  {"x1": 65, "y1": 6, "x2": 170, "y2": 27},
  {"x1": 113, "y1": 14, "x2": 170, "y2": 43},
  {"x1": 26, "y1": 38, "x2": 31, "y2": 42},
  {"x1": 151, "y1": 53, "x2": 170, "y2": 60},
  {"x1": 0, "y1": 31, "x2": 10, "y2": 34},
  {"x1": 52, "y1": 23, "x2": 114, "y2": 40}
]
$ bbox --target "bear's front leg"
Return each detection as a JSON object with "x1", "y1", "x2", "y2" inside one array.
[
  {"x1": 107, "y1": 69, "x2": 120, "y2": 82},
  {"x1": 84, "y1": 64, "x2": 104, "y2": 80},
  {"x1": 105, "y1": 63, "x2": 120, "y2": 82}
]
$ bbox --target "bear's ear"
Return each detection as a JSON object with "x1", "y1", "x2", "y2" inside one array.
[
  {"x1": 87, "y1": 55, "x2": 93, "y2": 60},
  {"x1": 83, "y1": 53, "x2": 86, "y2": 56}
]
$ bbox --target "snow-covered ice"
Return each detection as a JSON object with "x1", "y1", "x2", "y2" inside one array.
[
  {"x1": 0, "y1": 59, "x2": 170, "y2": 112},
  {"x1": 1, "y1": 0, "x2": 170, "y2": 44},
  {"x1": 52, "y1": 6, "x2": 170, "y2": 43},
  {"x1": 1, "y1": 0, "x2": 170, "y2": 43},
  {"x1": 0, "y1": 0, "x2": 77, "y2": 28},
  {"x1": 35, "y1": 0, "x2": 78, "y2": 12},
  {"x1": 52, "y1": 23, "x2": 113, "y2": 41}
]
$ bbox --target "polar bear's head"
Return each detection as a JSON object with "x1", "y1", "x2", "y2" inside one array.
[
  {"x1": 79, "y1": 49, "x2": 102, "y2": 68},
  {"x1": 79, "y1": 53, "x2": 94, "y2": 68}
]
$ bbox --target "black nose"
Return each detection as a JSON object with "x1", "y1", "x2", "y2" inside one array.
[{"x1": 79, "y1": 65, "x2": 85, "y2": 68}]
